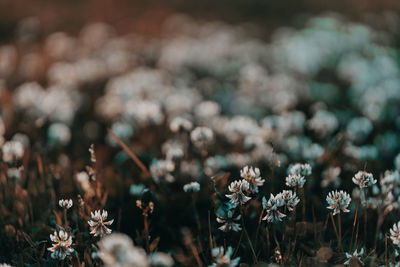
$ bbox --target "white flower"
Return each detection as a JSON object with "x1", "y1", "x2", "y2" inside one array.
[
  {"x1": 390, "y1": 221, "x2": 400, "y2": 247},
  {"x1": 2, "y1": 140, "x2": 24, "y2": 163},
  {"x1": 183, "y1": 182, "x2": 200, "y2": 192},
  {"x1": 169, "y1": 116, "x2": 193, "y2": 132},
  {"x1": 344, "y1": 248, "x2": 364, "y2": 265},
  {"x1": 352, "y1": 171, "x2": 376, "y2": 190},
  {"x1": 98, "y1": 233, "x2": 150, "y2": 267},
  {"x1": 59, "y1": 199, "x2": 73, "y2": 209},
  {"x1": 280, "y1": 190, "x2": 300, "y2": 211},
  {"x1": 48, "y1": 229, "x2": 74, "y2": 259},
  {"x1": 190, "y1": 127, "x2": 214, "y2": 149},
  {"x1": 288, "y1": 163, "x2": 312, "y2": 176},
  {"x1": 216, "y1": 210, "x2": 242, "y2": 232},
  {"x1": 326, "y1": 190, "x2": 351, "y2": 216},
  {"x1": 209, "y1": 246, "x2": 240, "y2": 267},
  {"x1": 285, "y1": 174, "x2": 306, "y2": 188},
  {"x1": 150, "y1": 252, "x2": 174, "y2": 267},
  {"x1": 240, "y1": 166, "x2": 265, "y2": 193},
  {"x1": 262, "y1": 193, "x2": 286, "y2": 223},
  {"x1": 6, "y1": 166, "x2": 23, "y2": 179},
  {"x1": 150, "y1": 159, "x2": 175, "y2": 183},
  {"x1": 88, "y1": 210, "x2": 114, "y2": 237},
  {"x1": 226, "y1": 180, "x2": 251, "y2": 207}
]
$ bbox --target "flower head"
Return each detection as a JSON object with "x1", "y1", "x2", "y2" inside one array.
[
  {"x1": 98, "y1": 233, "x2": 150, "y2": 267},
  {"x1": 280, "y1": 190, "x2": 300, "y2": 211},
  {"x1": 209, "y1": 246, "x2": 240, "y2": 267},
  {"x1": 59, "y1": 199, "x2": 73, "y2": 209},
  {"x1": 288, "y1": 163, "x2": 312, "y2": 176},
  {"x1": 216, "y1": 210, "x2": 242, "y2": 232},
  {"x1": 326, "y1": 190, "x2": 351, "y2": 216},
  {"x1": 183, "y1": 181, "x2": 200, "y2": 193},
  {"x1": 2, "y1": 140, "x2": 24, "y2": 163},
  {"x1": 344, "y1": 248, "x2": 364, "y2": 266},
  {"x1": 285, "y1": 174, "x2": 306, "y2": 188},
  {"x1": 390, "y1": 221, "x2": 400, "y2": 247},
  {"x1": 352, "y1": 171, "x2": 376, "y2": 190},
  {"x1": 240, "y1": 166, "x2": 265, "y2": 193},
  {"x1": 48, "y1": 229, "x2": 74, "y2": 259},
  {"x1": 88, "y1": 210, "x2": 114, "y2": 237},
  {"x1": 225, "y1": 180, "x2": 251, "y2": 207},
  {"x1": 190, "y1": 126, "x2": 214, "y2": 149},
  {"x1": 262, "y1": 193, "x2": 286, "y2": 223}
]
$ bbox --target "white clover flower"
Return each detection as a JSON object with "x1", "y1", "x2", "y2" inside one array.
[
  {"x1": 390, "y1": 221, "x2": 400, "y2": 247},
  {"x1": 352, "y1": 170, "x2": 376, "y2": 190},
  {"x1": 150, "y1": 159, "x2": 175, "y2": 183},
  {"x1": 2, "y1": 140, "x2": 24, "y2": 163},
  {"x1": 190, "y1": 126, "x2": 214, "y2": 149},
  {"x1": 150, "y1": 252, "x2": 174, "y2": 267},
  {"x1": 0, "y1": 264, "x2": 11, "y2": 267},
  {"x1": 183, "y1": 181, "x2": 200, "y2": 193},
  {"x1": 209, "y1": 246, "x2": 240, "y2": 267},
  {"x1": 47, "y1": 123, "x2": 71, "y2": 147},
  {"x1": 59, "y1": 199, "x2": 73, "y2": 209},
  {"x1": 6, "y1": 166, "x2": 23, "y2": 179},
  {"x1": 48, "y1": 229, "x2": 74, "y2": 259},
  {"x1": 288, "y1": 163, "x2": 312, "y2": 176},
  {"x1": 280, "y1": 190, "x2": 300, "y2": 211},
  {"x1": 88, "y1": 210, "x2": 114, "y2": 237},
  {"x1": 240, "y1": 166, "x2": 265, "y2": 193},
  {"x1": 262, "y1": 193, "x2": 286, "y2": 223},
  {"x1": 285, "y1": 174, "x2": 306, "y2": 188},
  {"x1": 169, "y1": 116, "x2": 193, "y2": 132},
  {"x1": 344, "y1": 248, "x2": 364, "y2": 266},
  {"x1": 98, "y1": 233, "x2": 150, "y2": 267},
  {"x1": 225, "y1": 180, "x2": 251, "y2": 207},
  {"x1": 216, "y1": 210, "x2": 242, "y2": 232},
  {"x1": 326, "y1": 190, "x2": 351, "y2": 216}
]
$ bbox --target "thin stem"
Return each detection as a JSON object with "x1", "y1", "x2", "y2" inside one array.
[
  {"x1": 240, "y1": 210, "x2": 257, "y2": 264},
  {"x1": 208, "y1": 211, "x2": 213, "y2": 257},
  {"x1": 254, "y1": 208, "x2": 264, "y2": 248},
  {"x1": 338, "y1": 213, "x2": 342, "y2": 252},
  {"x1": 329, "y1": 213, "x2": 340, "y2": 250},
  {"x1": 143, "y1": 215, "x2": 150, "y2": 252}
]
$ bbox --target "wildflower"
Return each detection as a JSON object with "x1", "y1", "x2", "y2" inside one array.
[
  {"x1": 216, "y1": 210, "x2": 242, "y2": 232},
  {"x1": 280, "y1": 190, "x2": 300, "y2": 211},
  {"x1": 209, "y1": 246, "x2": 240, "y2": 267},
  {"x1": 129, "y1": 184, "x2": 146, "y2": 197},
  {"x1": 2, "y1": 140, "x2": 24, "y2": 163},
  {"x1": 190, "y1": 126, "x2": 214, "y2": 149},
  {"x1": 47, "y1": 123, "x2": 71, "y2": 146},
  {"x1": 0, "y1": 264, "x2": 11, "y2": 267},
  {"x1": 48, "y1": 229, "x2": 74, "y2": 259},
  {"x1": 88, "y1": 210, "x2": 114, "y2": 237},
  {"x1": 240, "y1": 166, "x2": 265, "y2": 193},
  {"x1": 150, "y1": 159, "x2": 175, "y2": 183},
  {"x1": 150, "y1": 252, "x2": 174, "y2": 267},
  {"x1": 390, "y1": 221, "x2": 400, "y2": 247},
  {"x1": 59, "y1": 199, "x2": 73, "y2": 209},
  {"x1": 183, "y1": 182, "x2": 200, "y2": 192},
  {"x1": 262, "y1": 194, "x2": 286, "y2": 223},
  {"x1": 169, "y1": 116, "x2": 193, "y2": 132},
  {"x1": 285, "y1": 174, "x2": 306, "y2": 188},
  {"x1": 226, "y1": 180, "x2": 251, "y2": 206},
  {"x1": 98, "y1": 233, "x2": 150, "y2": 267},
  {"x1": 321, "y1": 166, "x2": 341, "y2": 188},
  {"x1": 6, "y1": 166, "x2": 23, "y2": 179},
  {"x1": 352, "y1": 171, "x2": 376, "y2": 190},
  {"x1": 344, "y1": 248, "x2": 364, "y2": 265},
  {"x1": 326, "y1": 190, "x2": 351, "y2": 215},
  {"x1": 288, "y1": 163, "x2": 312, "y2": 176}
]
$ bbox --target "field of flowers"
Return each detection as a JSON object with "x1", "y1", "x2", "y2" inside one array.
[{"x1": 1, "y1": 10, "x2": 400, "y2": 267}]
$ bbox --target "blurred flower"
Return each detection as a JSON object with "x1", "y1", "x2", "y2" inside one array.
[
  {"x1": 240, "y1": 166, "x2": 265, "y2": 193},
  {"x1": 326, "y1": 190, "x2": 351, "y2": 215},
  {"x1": 183, "y1": 182, "x2": 200, "y2": 193},
  {"x1": 98, "y1": 233, "x2": 150, "y2": 267},
  {"x1": 129, "y1": 184, "x2": 146, "y2": 197},
  {"x1": 150, "y1": 252, "x2": 174, "y2": 267},
  {"x1": 321, "y1": 166, "x2": 341, "y2": 188},
  {"x1": 48, "y1": 229, "x2": 74, "y2": 259},
  {"x1": 352, "y1": 171, "x2": 376, "y2": 190},
  {"x1": 88, "y1": 210, "x2": 114, "y2": 237},
  {"x1": 47, "y1": 123, "x2": 71, "y2": 147},
  {"x1": 6, "y1": 166, "x2": 23, "y2": 179},
  {"x1": 209, "y1": 246, "x2": 240, "y2": 267},
  {"x1": 190, "y1": 126, "x2": 214, "y2": 150},
  {"x1": 226, "y1": 180, "x2": 251, "y2": 206},
  {"x1": 169, "y1": 116, "x2": 193, "y2": 132},
  {"x1": 150, "y1": 159, "x2": 175, "y2": 183},
  {"x1": 288, "y1": 163, "x2": 312, "y2": 176},
  {"x1": 216, "y1": 210, "x2": 241, "y2": 232},
  {"x1": 59, "y1": 199, "x2": 73, "y2": 209},
  {"x1": 2, "y1": 140, "x2": 24, "y2": 163},
  {"x1": 262, "y1": 193, "x2": 286, "y2": 223}
]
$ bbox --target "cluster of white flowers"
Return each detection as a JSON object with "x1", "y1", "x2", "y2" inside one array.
[
  {"x1": 352, "y1": 170, "x2": 376, "y2": 190},
  {"x1": 58, "y1": 199, "x2": 73, "y2": 209},
  {"x1": 88, "y1": 210, "x2": 114, "y2": 237},
  {"x1": 209, "y1": 246, "x2": 240, "y2": 267},
  {"x1": 326, "y1": 190, "x2": 351, "y2": 216},
  {"x1": 48, "y1": 229, "x2": 74, "y2": 259},
  {"x1": 183, "y1": 181, "x2": 200, "y2": 193}
]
